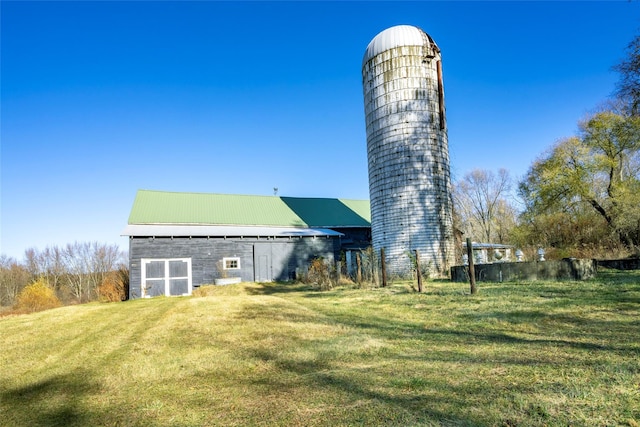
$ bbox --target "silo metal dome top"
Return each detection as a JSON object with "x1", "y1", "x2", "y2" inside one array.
[{"x1": 362, "y1": 25, "x2": 434, "y2": 65}]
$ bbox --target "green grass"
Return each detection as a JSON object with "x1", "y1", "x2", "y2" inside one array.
[{"x1": 1, "y1": 270, "x2": 639, "y2": 426}]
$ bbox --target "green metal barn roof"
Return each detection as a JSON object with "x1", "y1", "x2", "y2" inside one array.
[{"x1": 128, "y1": 190, "x2": 371, "y2": 228}]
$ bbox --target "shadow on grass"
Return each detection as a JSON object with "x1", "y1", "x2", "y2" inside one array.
[
  {"x1": 226, "y1": 339, "x2": 482, "y2": 425},
  {"x1": 237, "y1": 280, "x2": 639, "y2": 361},
  {"x1": 229, "y1": 297, "x2": 523, "y2": 424},
  {"x1": 246, "y1": 281, "x2": 417, "y2": 299},
  {"x1": 342, "y1": 305, "x2": 640, "y2": 354},
  {"x1": 0, "y1": 301, "x2": 185, "y2": 427},
  {"x1": 1, "y1": 371, "x2": 168, "y2": 427},
  {"x1": 245, "y1": 281, "x2": 316, "y2": 296},
  {"x1": 596, "y1": 268, "x2": 640, "y2": 285},
  {"x1": 1, "y1": 371, "x2": 100, "y2": 427},
  {"x1": 224, "y1": 288, "x2": 639, "y2": 424}
]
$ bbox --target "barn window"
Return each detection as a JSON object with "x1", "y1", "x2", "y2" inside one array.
[
  {"x1": 141, "y1": 258, "x2": 192, "y2": 297},
  {"x1": 223, "y1": 257, "x2": 241, "y2": 270}
]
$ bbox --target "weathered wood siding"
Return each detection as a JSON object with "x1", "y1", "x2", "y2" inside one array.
[
  {"x1": 129, "y1": 236, "x2": 340, "y2": 299},
  {"x1": 331, "y1": 227, "x2": 372, "y2": 250}
]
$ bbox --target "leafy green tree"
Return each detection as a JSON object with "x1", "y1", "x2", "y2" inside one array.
[{"x1": 519, "y1": 111, "x2": 640, "y2": 250}]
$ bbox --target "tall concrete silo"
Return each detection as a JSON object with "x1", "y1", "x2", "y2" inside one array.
[{"x1": 362, "y1": 25, "x2": 455, "y2": 277}]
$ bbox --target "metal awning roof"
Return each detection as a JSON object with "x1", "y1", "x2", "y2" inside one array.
[
  {"x1": 463, "y1": 242, "x2": 515, "y2": 249},
  {"x1": 122, "y1": 224, "x2": 343, "y2": 238}
]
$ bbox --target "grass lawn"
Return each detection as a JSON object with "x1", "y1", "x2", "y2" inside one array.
[{"x1": 1, "y1": 269, "x2": 639, "y2": 426}]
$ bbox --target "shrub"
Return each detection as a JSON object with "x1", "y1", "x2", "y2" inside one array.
[
  {"x1": 14, "y1": 279, "x2": 61, "y2": 313},
  {"x1": 305, "y1": 257, "x2": 333, "y2": 290},
  {"x1": 359, "y1": 247, "x2": 380, "y2": 285},
  {"x1": 98, "y1": 267, "x2": 129, "y2": 302}
]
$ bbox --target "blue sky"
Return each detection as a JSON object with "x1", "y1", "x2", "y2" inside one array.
[{"x1": 1, "y1": 1, "x2": 638, "y2": 260}]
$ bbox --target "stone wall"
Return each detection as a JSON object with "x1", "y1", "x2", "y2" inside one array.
[
  {"x1": 596, "y1": 258, "x2": 640, "y2": 270},
  {"x1": 450, "y1": 259, "x2": 597, "y2": 282}
]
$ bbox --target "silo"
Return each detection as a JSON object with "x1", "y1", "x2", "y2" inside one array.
[{"x1": 362, "y1": 25, "x2": 454, "y2": 277}]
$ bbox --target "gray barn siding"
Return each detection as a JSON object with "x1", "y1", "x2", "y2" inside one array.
[
  {"x1": 129, "y1": 237, "x2": 253, "y2": 299},
  {"x1": 333, "y1": 227, "x2": 371, "y2": 250},
  {"x1": 129, "y1": 235, "x2": 340, "y2": 299}
]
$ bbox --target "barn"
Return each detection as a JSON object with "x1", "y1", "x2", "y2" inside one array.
[{"x1": 123, "y1": 190, "x2": 371, "y2": 298}]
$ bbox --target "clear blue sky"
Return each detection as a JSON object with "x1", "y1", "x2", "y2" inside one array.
[{"x1": 1, "y1": 1, "x2": 638, "y2": 260}]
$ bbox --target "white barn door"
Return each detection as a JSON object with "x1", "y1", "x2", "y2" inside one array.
[{"x1": 141, "y1": 258, "x2": 192, "y2": 297}]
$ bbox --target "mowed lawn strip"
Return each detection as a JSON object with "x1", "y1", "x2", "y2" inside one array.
[{"x1": 1, "y1": 271, "x2": 638, "y2": 426}]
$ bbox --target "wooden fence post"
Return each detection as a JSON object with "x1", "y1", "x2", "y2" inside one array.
[
  {"x1": 356, "y1": 252, "x2": 362, "y2": 284},
  {"x1": 380, "y1": 248, "x2": 387, "y2": 287},
  {"x1": 415, "y1": 249, "x2": 423, "y2": 292},
  {"x1": 466, "y1": 238, "x2": 477, "y2": 294}
]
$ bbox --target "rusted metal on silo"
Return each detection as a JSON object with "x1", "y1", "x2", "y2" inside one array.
[{"x1": 362, "y1": 25, "x2": 455, "y2": 277}]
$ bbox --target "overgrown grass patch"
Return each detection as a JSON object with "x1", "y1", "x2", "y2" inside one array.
[{"x1": 1, "y1": 271, "x2": 639, "y2": 426}]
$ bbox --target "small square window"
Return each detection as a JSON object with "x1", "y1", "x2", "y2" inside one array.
[{"x1": 223, "y1": 257, "x2": 240, "y2": 270}]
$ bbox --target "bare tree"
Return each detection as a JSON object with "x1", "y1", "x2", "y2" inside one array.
[
  {"x1": 23, "y1": 242, "x2": 126, "y2": 303},
  {"x1": 0, "y1": 255, "x2": 30, "y2": 306},
  {"x1": 23, "y1": 246, "x2": 65, "y2": 290},
  {"x1": 453, "y1": 168, "x2": 515, "y2": 243},
  {"x1": 613, "y1": 34, "x2": 640, "y2": 116},
  {"x1": 62, "y1": 242, "x2": 92, "y2": 302}
]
